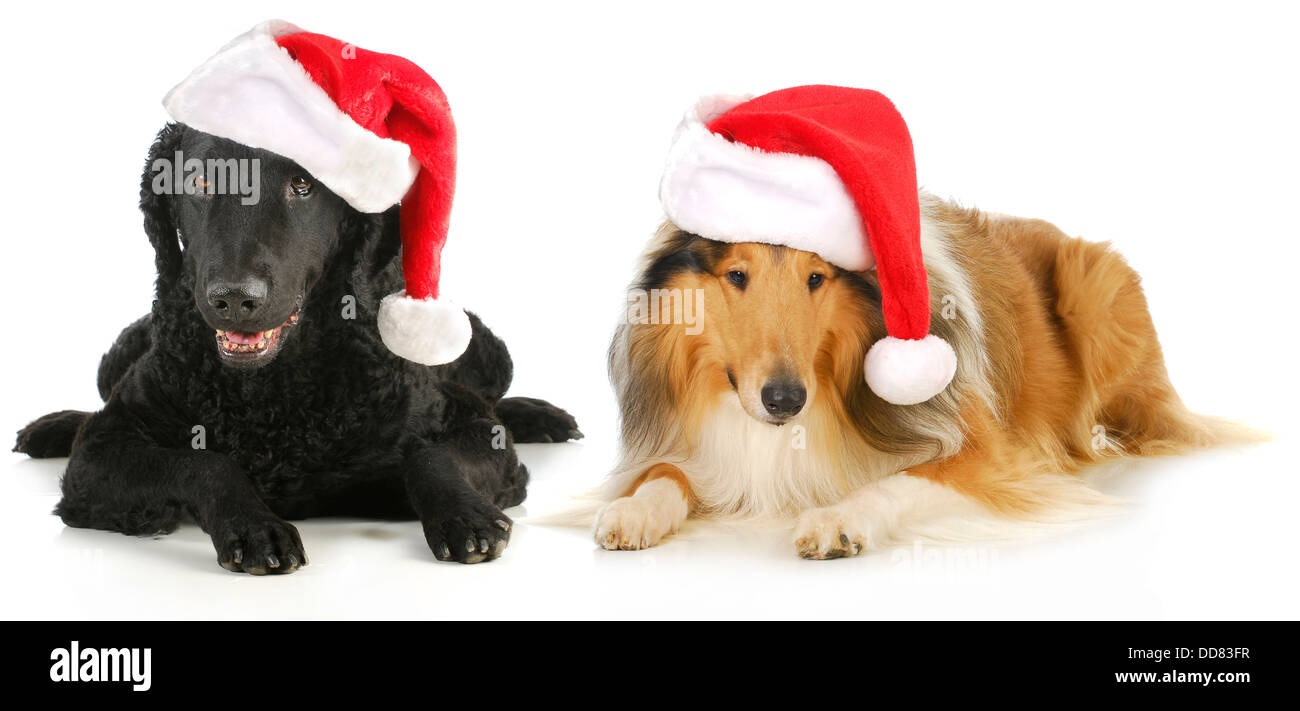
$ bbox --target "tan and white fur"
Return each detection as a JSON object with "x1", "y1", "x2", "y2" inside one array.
[{"x1": 591, "y1": 193, "x2": 1251, "y2": 558}]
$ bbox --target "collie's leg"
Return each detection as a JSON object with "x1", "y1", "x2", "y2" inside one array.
[
  {"x1": 793, "y1": 434, "x2": 1108, "y2": 559},
  {"x1": 793, "y1": 473, "x2": 981, "y2": 559},
  {"x1": 594, "y1": 463, "x2": 692, "y2": 551}
]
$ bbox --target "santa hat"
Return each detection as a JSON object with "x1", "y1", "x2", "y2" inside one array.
[
  {"x1": 659, "y1": 85, "x2": 956, "y2": 406},
  {"x1": 162, "y1": 20, "x2": 471, "y2": 365}
]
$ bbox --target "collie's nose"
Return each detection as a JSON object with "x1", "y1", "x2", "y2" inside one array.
[
  {"x1": 761, "y1": 380, "x2": 807, "y2": 418},
  {"x1": 206, "y1": 278, "x2": 268, "y2": 318}
]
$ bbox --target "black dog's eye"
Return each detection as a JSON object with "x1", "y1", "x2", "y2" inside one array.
[
  {"x1": 289, "y1": 176, "x2": 313, "y2": 197},
  {"x1": 187, "y1": 173, "x2": 211, "y2": 197},
  {"x1": 726, "y1": 270, "x2": 747, "y2": 289},
  {"x1": 808, "y1": 273, "x2": 825, "y2": 291}
]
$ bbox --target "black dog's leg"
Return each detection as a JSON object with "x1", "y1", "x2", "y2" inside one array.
[
  {"x1": 14, "y1": 317, "x2": 153, "y2": 459},
  {"x1": 434, "y1": 312, "x2": 582, "y2": 442},
  {"x1": 495, "y1": 397, "x2": 584, "y2": 443},
  {"x1": 14, "y1": 410, "x2": 90, "y2": 458},
  {"x1": 97, "y1": 316, "x2": 151, "y2": 401},
  {"x1": 433, "y1": 312, "x2": 514, "y2": 403},
  {"x1": 60, "y1": 411, "x2": 306, "y2": 575},
  {"x1": 404, "y1": 384, "x2": 529, "y2": 563},
  {"x1": 404, "y1": 443, "x2": 516, "y2": 564}
]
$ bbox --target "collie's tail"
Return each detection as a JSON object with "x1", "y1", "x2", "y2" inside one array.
[{"x1": 525, "y1": 496, "x2": 606, "y2": 528}]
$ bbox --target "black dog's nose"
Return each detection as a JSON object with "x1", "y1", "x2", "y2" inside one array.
[
  {"x1": 761, "y1": 380, "x2": 807, "y2": 418},
  {"x1": 206, "y1": 279, "x2": 269, "y2": 318}
]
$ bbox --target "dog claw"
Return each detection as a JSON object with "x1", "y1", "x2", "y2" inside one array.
[
  {"x1": 568, "y1": 429, "x2": 585, "y2": 440},
  {"x1": 212, "y1": 515, "x2": 305, "y2": 575},
  {"x1": 421, "y1": 499, "x2": 512, "y2": 564}
]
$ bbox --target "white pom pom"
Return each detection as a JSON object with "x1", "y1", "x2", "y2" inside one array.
[
  {"x1": 864, "y1": 334, "x2": 957, "y2": 405},
  {"x1": 377, "y1": 291, "x2": 472, "y2": 366}
]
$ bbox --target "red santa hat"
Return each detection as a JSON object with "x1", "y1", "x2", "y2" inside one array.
[
  {"x1": 659, "y1": 85, "x2": 957, "y2": 406},
  {"x1": 162, "y1": 20, "x2": 470, "y2": 366}
]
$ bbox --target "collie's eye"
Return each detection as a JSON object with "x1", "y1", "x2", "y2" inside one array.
[
  {"x1": 808, "y1": 273, "x2": 825, "y2": 291},
  {"x1": 726, "y1": 270, "x2": 747, "y2": 288},
  {"x1": 289, "y1": 176, "x2": 313, "y2": 197}
]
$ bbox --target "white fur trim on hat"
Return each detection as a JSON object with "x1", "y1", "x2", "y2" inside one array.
[
  {"x1": 658, "y1": 94, "x2": 872, "y2": 271},
  {"x1": 378, "y1": 292, "x2": 472, "y2": 366},
  {"x1": 864, "y1": 334, "x2": 957, "y2": 405},
  {"x1": 162, "y1": 20, "x2": 419, "y2": 214}
]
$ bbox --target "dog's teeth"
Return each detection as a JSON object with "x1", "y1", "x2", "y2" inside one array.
[
  {"x1": 216, "y1": 330, "x2": 226, "y2": 336},
  {"x1": 264, "y1": 330, "x2": 274, "y2": 338}
]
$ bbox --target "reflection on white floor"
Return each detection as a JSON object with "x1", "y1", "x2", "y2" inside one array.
[{"x1": 2, "y1": 434, "x2": 1295, "y2": 621}]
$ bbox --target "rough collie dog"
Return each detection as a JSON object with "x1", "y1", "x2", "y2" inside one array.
[{"x1": 597, "y1": 195, "x2": 1243, "y2": 558}]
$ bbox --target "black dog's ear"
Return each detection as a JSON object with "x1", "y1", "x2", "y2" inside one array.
[
  {"x1": 341, "y1": 205, "x2": 402, "y2": 286},
  {"x1": 366, "y1": 205, "x2": 403, "y2": 279},
  {"x1": 139, "y1": 123, "x2": 186, "y2": 290}
]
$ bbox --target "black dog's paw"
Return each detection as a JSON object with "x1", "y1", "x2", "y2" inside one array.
[
  {"x1": 422, "y1": 499, "x2": 512, "y2": 564},
  {"x1": 14, "y1": 410, "x2": 89, "y2": 459},
  {"x1": 495, "y1": 397, "x2": 582, "y2": 444},
  {"x1": 210, "y1": 512, "x2": 307, "y2": 575}
]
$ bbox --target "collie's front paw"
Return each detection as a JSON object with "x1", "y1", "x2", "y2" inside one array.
[
  {"x1": 793, "y1": 507, "x2": 869, "y2": 560},
  {"x1": 594, "y1": 497, "x2": 674, "y2": 551}
]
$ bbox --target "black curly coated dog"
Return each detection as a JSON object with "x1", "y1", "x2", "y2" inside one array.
[{"x1": 14, "y1": 124, "x2": 581, "y2": 573}]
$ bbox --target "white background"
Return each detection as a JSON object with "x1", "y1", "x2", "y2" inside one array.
[{"x1": 2, "y1": 1, "x2": 1297, "y2": 620}]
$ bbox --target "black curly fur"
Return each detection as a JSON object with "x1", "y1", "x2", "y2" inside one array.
[{"x1": 14, "y1": 124, "x2": 581, "y2": 572}]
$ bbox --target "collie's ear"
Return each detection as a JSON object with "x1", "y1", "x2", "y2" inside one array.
[{"x1": 139, "y1": 123, "x2": 186, "y2": 291}]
